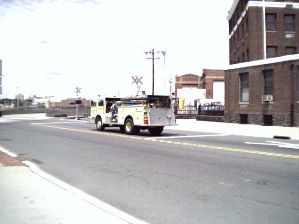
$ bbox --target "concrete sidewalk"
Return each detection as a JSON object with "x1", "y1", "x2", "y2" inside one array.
[
  {"x1": 166, "y1": 119, "x2": 299, "y2": 140},
  {"x1": 0, "y1": 151, "x2": 148, "y2": 224}
]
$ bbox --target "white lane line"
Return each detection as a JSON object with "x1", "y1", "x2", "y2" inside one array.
[
  {"x1": 31, "y1": 121, "x2": 90, "y2": 125},
  {"x1": 0, "y1": 116, "x2": 51, "y2": 123},
  {"x1": 0, "y1": 145, "x2": 18, "y2": 157},
  {"x1": 151, "y1": 133, "x2": 231, "y2": 139},
  {"x1": 8, "y1": 117, "x2": 51, "y2": 120},
  {"x1": 1, "y1": 146, "x2": 148, "y2": 224},
  {"x1": 0, "y1": 119, "x2": 16, "y2": 123},
  {"x1": 245, "y1": 141, "x2": 299, "y2": 149},
  {"x1": 59, "y1": 118, "x2": 90, "y2": 122}
]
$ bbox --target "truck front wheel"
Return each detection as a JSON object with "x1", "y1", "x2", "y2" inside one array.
[
  {"x1": 148, "y1": 126, "x2": 164, "y2": 136},
  {"x1": 124, "y1": 118, "x2": 140, "y2": 135}
]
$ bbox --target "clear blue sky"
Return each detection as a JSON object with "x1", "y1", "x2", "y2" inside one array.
[{"x1": 0, "y1": 0, "x2": 234, "y2": 100}]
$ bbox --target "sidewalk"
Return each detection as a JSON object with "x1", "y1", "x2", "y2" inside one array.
[
  {"x1": 0, "y1": 151, "x2": 148, "y2": 224},
  {"x1": 166, "y1": 119, "x2": 299, "y2": 140}
]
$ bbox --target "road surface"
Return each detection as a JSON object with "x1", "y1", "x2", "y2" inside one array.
[{"x1": 0, "y1": 118, "x2": 299, "y2": 224}]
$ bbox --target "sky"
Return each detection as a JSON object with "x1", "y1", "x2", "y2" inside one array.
[{"x1": 0, "y1": 0, "x2": 234, "y2": 101}]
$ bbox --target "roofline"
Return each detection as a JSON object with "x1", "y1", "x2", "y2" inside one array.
[
  {"x1": 227, "y1": 54, "x2": 299, "y2": 70},
  {"x1": 202, "y1": 69, "x2": 225, "y2": 75},
  {"x1": 228, "y1": 1, "x2": 299, "y2": 21},
  {"x1": 175, "y1": 73, "x2": 199, "y2": 77},
  {"x1": 227, "y1": 0, "x2": 239, "y2": 21}
]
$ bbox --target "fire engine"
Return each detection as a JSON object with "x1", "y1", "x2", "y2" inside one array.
[{"x1": 90, "y1": 95, "x2": 176, "y2": 135}]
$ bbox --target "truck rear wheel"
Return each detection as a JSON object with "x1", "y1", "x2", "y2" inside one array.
[
  {"x1": 148, "y1": 126, "x2": 164, "y2": 136},
  {"x1": 124, "y1": 118, "x2": 140, "y2": 135},
  {"x1": 96, "y1": 117, "x2": 105, "y2": 131}
]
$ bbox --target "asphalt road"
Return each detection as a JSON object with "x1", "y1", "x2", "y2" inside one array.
[{"x1": 1, "y1": 118, "x2": 299, "y2": 224}]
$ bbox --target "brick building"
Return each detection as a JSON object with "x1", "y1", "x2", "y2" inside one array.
[
  {"x1": 225, "y1": 0, "x2": 299, "y2": 126},
  {"x1": 226, "y1": 55, "x2": 299, "y2": 126},
  {"x1": 174, "y1": 74, "x2": 201, "y2": 96},
  {"x1": 0, "y1": 60, "x2": 2, "y2": 95},
  {"x1": 51, "y1": 98, "x2": 91, "y2": 107},
  {"x1": 201, "y1": 69, "x2": 225, "y2": 100},
  {"x1": 229, "y1": 0, "x2": 299, "y2": 64}
]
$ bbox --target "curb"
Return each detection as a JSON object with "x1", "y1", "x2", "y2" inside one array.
[{"x1": 0, "y1": 145, "x2": 148, "y2": 224}]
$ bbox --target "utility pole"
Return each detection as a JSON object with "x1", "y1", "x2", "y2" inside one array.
[
  {"x1": 16, "y1": 86, "x2": 19, "y2": 108},
  {"x1": 145, "y1": 49, "x2": 163, "y2": 95}
]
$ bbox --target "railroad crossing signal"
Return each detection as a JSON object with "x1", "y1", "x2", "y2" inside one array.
[
  {"x1": 132, "y1": 76, "x2": 143, "y2": 85},
  {"x1": 75, "y1": 87, "x2": 81, "y2": 97},
  {"x1": 131, "y1": 76, "x2": 143, "y2": 96}
]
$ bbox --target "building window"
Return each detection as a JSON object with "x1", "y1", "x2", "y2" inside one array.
[
  {"x1": 296, "y1": 67, "x2": 299, "y2": 101},
  {"x1": 263, "y1": 69, "x2": 274, "y2": 95},
  {"x1": 266, "y1": 46, "x2": 277, "y2": 58},
  {"x1": 241, "y1": 23, "x2": 244, "y2": 36},
  {"x1": 266, "y1": 14, "x2": 277, "y2": 31},
  {"x1": 286, "y1": 46, "x2": 297, "y2": 55},
  {"x1": 263, "y1": 115, "x2": 273, "y2": 126},
  {"x1": 239, "y1": 73, "x2": 249, "y2": 103},
  {"x1": 246, "y1": 16, "x2": 248, "y2": 31},
  {"x1": 240, "y1": 114, "x2": 248, "y2": 124},
  {"x1": 284, "y1": 14, "x2": 295, "y2": 32},
  {"x1": 247, "y1": 49, "x2": 249, "y2": 61}
]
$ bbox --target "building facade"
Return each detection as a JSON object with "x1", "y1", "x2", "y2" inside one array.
[
  {"x1": 225, "y1": 55, "x2": 299, "y2": 126},
  {"x1": 174, "y1": 74, "x2": 201, "y2": 96},
  {"x1": 0, "y1": 60, "x2": 2, "y2": 95},
  {"x1": 201, "y1": 69, "x2": 225, "y2": 100},
  {"x1": 229, "y1": 0, "x2": 299, "y2": 64},
  {"x1": 226, "y1": 0, "x2": 299, "y2": 126},
  {"x1": 51, "y1": 98, "x2": 91, "y2": 107}
]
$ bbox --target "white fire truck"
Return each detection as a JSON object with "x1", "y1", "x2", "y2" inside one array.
[{"x1": 90, "y1": 95, "x2": 176, "y2": 135}]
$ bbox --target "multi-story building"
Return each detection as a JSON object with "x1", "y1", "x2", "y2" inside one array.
[
  {"x1": 229, "y1": 0, "x2": 299, "y2": 64},
  {"x1": 225, "y1": 0, "x2": 299, "y2": 126}
]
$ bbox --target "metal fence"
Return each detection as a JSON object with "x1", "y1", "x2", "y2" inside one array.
[
  {"x1": 198, "y1": 104, "x2": 224, "y2": 116},
  {"x1": 0, "y1": 105, "x2": 90, "y2": 117}
]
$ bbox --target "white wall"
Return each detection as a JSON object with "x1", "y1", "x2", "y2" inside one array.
[
  {"x1": 177, "y1": 87, "x2": 206, "y2": 107},
  {"x1": 213, "y1": 81, "x2": 225, "y2": 102}
]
